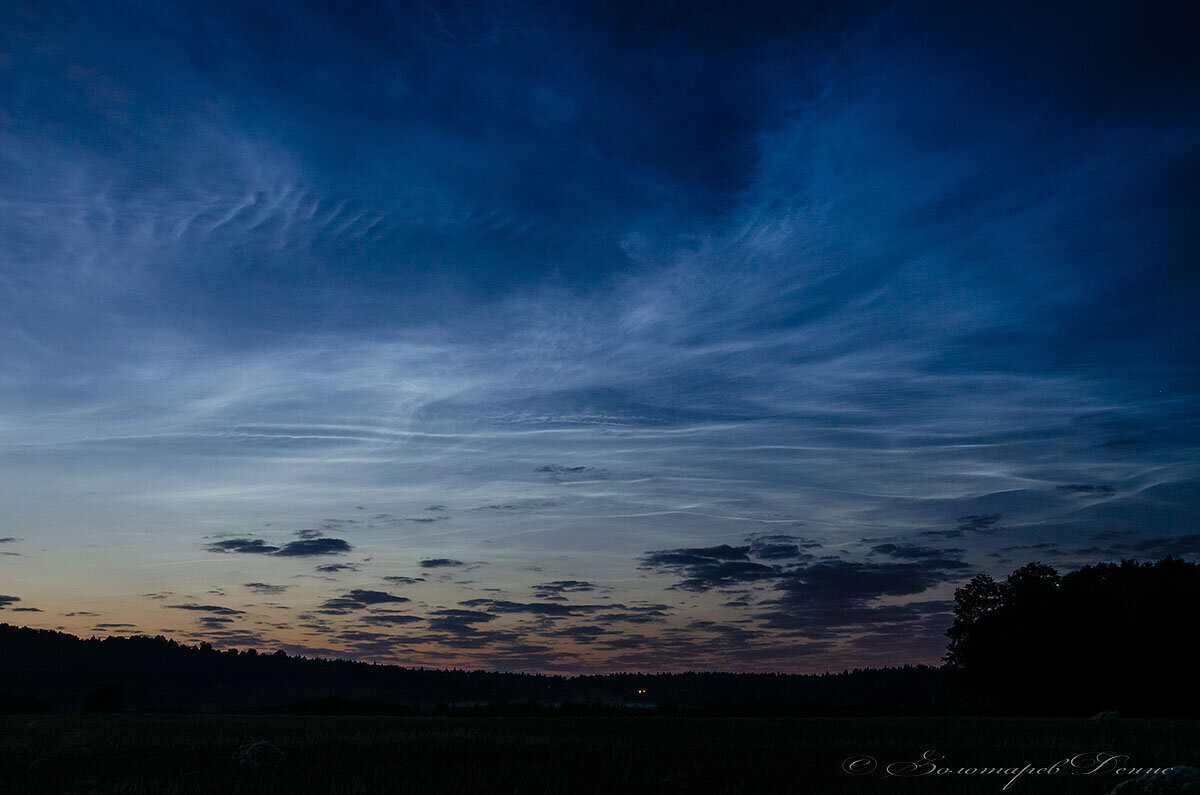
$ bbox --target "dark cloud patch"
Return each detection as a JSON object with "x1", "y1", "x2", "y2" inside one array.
[
  {"x1": 637, "y1": 534, "x2": 971, "y2": 642},
  {"x1": 93, "y1": 623, "x2": 137, "y2": 630},
  {"x1": 336, "y1": 630, "x2": 402, "y2": 657},
  {"x1": 644, "y1": 544, "x2": 751, "y2": 566},
  {"x1": 640, "y1": 544, "x2": 777, "y2": 591},
  {"x1": 0, "y1": 595, "x2": 21, "y2": 608},
  {"x1": 346, "y1": 589, "x2": 408, "y2": 604},
  {"x1": 777, "y1": 560, "x2": 966, "y2": 602},
  {"x1": 382, "y1": 575, "x2": 425, "y2": 585},
  {"x1": 426, "y1": 505, "x2": 446, "y2": 511},
  {"x1": 996, "y1": 533, "x2": 1200, "y2": 562},
  {"x1": 206, "y1": 538, "x2": 281, "y2": 554},
  {"x1": 595, "y1": 605, "x2": 671, "y2": 624},
  {"x1": 0, "y1": 537, "x2": 18, "y2": 543},
  {"x1": 687, "y1": 620, "x2": 763, "y2": 643},
  {"x1": 531, "y1": 580, "x2": 597, "y2": 600},
  {"x1": 431, "y1": 610, "x2": 495, "y2": 623},
  {"x1": 427, "y1": 629, "x2": 523, "y2": 650},
  {"x1": 1058, "y1": 484, "x2": 1115, "y2": 496},
  {"x1": 244, "y1": 582, "x2": 288, "y2": 594},
  {"x1": 198, "y1": 617, "x2": 234, "y2": 629},
  {"x1": 460, "y1": 598, "x2": 609, "y2": 618},
  {"x1": 164, "y1": 604, "x2": 246, "y2": 616},
  {"x1": 420, "y1": 558, "x2": 465, "y2": 568},
  {"x1": 141, "y1": 592, "x2": 171, "y2": 600},
  {"x1": 360, "y1": 613, "x2": 422, "y2": 626},
  {"x1": 427, "y1": 609, "x2": 498, "y2": 634},
  {"x1": 758, "y1": 598, "x2": 955, "y2": 636},
  {"x1": 755, "y1": 557, "x2": 968, "y2": 638},
  {"x1": 956, "y1": 514, "x2": 1003, "y2": 534},
  {"x1": 674, "y1": 561, "x2": 778, "y2": 591},
  {"x1": 64, "y1": 611, "x2": 99, "y2": 617},
  {"x1": 917, "y1": 529, "x2": 965, "y2": 540},
  {"x1": 553, "y1": 625, "x2": 606, "y2": 643},
  {"x1": 276, "y1": 537, "x2": 352, "y2": 557},
  {"x1": 316, "y1": 598, "x2": 365, "y2": 615},
  {"x1": 206, "y1": 536, "x2": 351, "y2": 557},
  {"x1": 317, "y1": 589, "x2": 408, "y2": 614},
  {"x1": 870, "y1": 543, "x2": 968, "y2": 568},
  {"x1": 747, "y1": 533, "x2": 819, "y2": 561},
  {"x1": 316, "y1": 563, "x2": 361, "y2": 573},
  {"x1": 1102, "y1": 533, "x2": 1200, "y2": 558},
  {"x1": 11, "y1": 606, "x2": 41, "y2": 612}
]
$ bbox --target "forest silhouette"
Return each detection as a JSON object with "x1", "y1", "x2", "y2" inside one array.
[
  {"x1": 945, "y1": 556, "x2": 1199, "y2": 716},
  {"x1": 2, "y1": 557, "x2": 1196, "y2": 716}
]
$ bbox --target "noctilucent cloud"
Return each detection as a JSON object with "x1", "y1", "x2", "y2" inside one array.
[{"x1": 1, "y1": 1, "x2": 1197, "y2": 672}]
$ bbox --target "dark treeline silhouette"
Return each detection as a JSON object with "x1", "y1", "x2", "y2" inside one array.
[
  {"x1": 2, "y1": 557, "x2": 1194, "y2": 716},
  {"x1": 946, "y1": 556, "x2": 1199, "y2": 717},
  {"x1": 0, "y1": 623, "x2": 944, "y2": 715}
]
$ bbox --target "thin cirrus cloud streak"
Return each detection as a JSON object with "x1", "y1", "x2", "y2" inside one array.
[{"x1": 0, "y1": 0, "x2": 1197, "y2": 671}]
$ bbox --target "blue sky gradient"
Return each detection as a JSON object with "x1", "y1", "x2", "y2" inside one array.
[{"x1": 1, "y1": 0, "x2": 1197, "y2": 671}]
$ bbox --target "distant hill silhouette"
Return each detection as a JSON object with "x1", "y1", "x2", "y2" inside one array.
[{"x1": 0, "y1": 623, "x2": 945, "y2": 715}]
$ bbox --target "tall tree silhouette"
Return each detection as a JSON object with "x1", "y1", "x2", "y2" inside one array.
[{"x1": 944, "y1": 572, "x2": 1003, "y2": 670}]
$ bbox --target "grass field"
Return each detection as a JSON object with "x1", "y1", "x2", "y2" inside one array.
[{"x1": 1, "y1": 714, "x2": 1195, "y2": 794}]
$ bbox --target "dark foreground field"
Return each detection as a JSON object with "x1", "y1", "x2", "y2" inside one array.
[{"x1": 1, "y1": 714, "x2": 1195, "y2": 794}]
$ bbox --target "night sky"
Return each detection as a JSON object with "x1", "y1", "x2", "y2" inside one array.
[{"x1": 1, "y1": 1, "x2": 1197, "y2": 672}]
